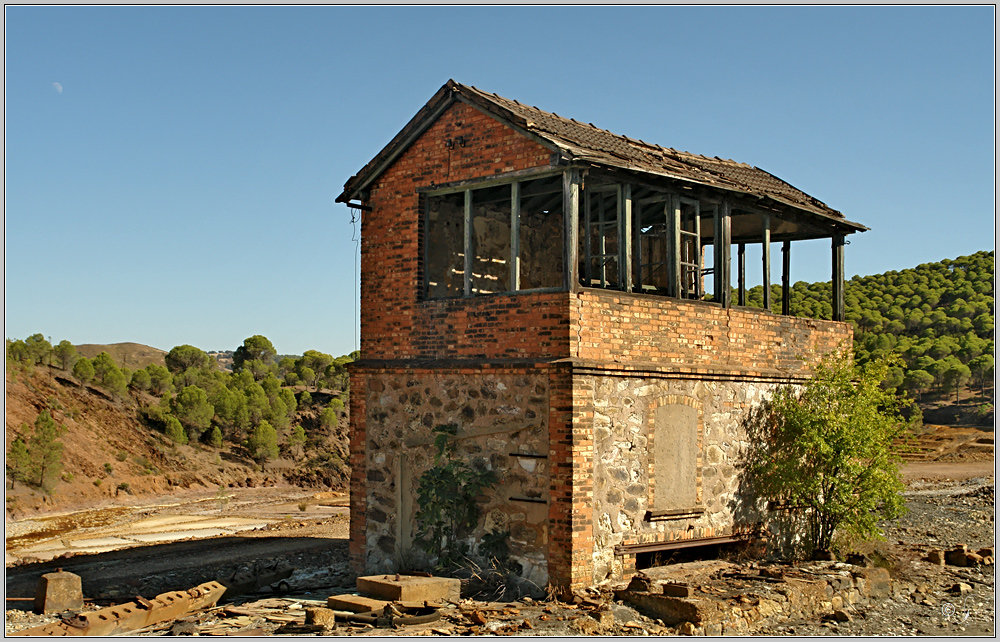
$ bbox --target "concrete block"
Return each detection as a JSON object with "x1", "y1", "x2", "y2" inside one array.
[
  {"x1": 34, "y1": 570, "x2": 83, "y2": 614},
  {"x1": 327, "y1": 594, "x2": 389, "y2": 613},
  {"x1": 356, "y1": 575, "x2": 460, "y2": 603},
  {"x1": 662, "y1": 582, "x2": 694, "y2": 598},
  {"x1": 945, "y1": 548, "x2": 970, "y2": 567},
  {"x1": 926, "y1": 549, "x2": 945, "y2": 565}
]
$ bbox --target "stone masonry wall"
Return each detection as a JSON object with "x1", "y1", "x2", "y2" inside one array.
[
  {"x1": 360, "y1": 368, "x2": 552, "y2": 592},
  {"x1": 586, "y1": 373, "x2": 779, "y2": 584}
]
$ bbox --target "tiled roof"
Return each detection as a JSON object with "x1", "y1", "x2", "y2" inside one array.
[{"x1": 339, "y1": 80, "x2": 865, "y2": 230}]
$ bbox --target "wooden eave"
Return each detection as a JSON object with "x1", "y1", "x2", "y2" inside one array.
[{"x1": 338, "y1": 80, "x2": 868, "y2": 238}]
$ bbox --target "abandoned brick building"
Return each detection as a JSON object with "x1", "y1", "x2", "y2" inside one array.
[{"x1": 337, "y1": 80, "x2": 867, "y2": 591}]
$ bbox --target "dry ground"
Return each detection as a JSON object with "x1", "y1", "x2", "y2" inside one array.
[{"x1": 5, "y1": 425, "x2": 994, "y2": 636}]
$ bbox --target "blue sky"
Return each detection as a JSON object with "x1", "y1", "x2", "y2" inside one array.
[{"x1": 4, "y1": 6, "x2": 995, "y2": 358}]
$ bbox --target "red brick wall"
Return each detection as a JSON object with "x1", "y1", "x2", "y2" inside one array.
[
  {"x1": 361, "y1": 101, "x2": 560, "y2": 361},
  {"x1": 347, "y1": 368, "x2": 368, "y2": 575},
  {"x1": 571, "y1": 291, "x2": 852, "y2": 374}
]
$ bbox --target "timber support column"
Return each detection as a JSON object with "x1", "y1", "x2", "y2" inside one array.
[
  {"x1": 348, "y1": 366, "x2": 369, "y2": 576},
  {"x1": 547, "y1": 363, "x2": 595, "y2": 591},
  {"x1": 832, "y1": 233, "x2": 845, "y2": 322}
]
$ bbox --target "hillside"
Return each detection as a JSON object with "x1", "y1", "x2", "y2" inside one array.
[
  {"x1": 74, "y1": 342, "x2": 168, "y2": 370},
  {"x1": 746, "y1": 250, "x2": 994, "y2": 421},
  {"x1": 4, "y1": 364, "x2": 348, "y2": 518}
]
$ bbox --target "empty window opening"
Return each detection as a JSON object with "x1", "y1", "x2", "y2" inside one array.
[
  {"x1": 518, "y1": 175, "x2": 564, "y2": 290},
  {"x1": 426, "y1": 192, "x2": 466, "y2": 299},
  {"x1": 637, "y1": 199, "x2": 671, "y2": 294},
  {"x1": 471, "y1": 183, "x2": 511, "y2": 295},
  {"x1": 581, "y1": 182, "x2": 621, "y2": 288}
]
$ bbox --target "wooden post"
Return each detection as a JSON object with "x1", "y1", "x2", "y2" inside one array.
[
  {"x1": 563, "y1": 170, "x2": 580, "y2": 292},
  {"x1": 619, "y1": 184, "x2": 633, "y2": 292},
  {"x1": 510, "y1": 181, "x2": 521, "y2": 292},
  {"x1": 714, "y1": 200, "x2": 732, "y2": 307},
  {"x1": 832, "y1": 233, "x2": 845, "y2": 321},
  {"x1": 667, "y1": 196, "x2": 681, "y2": 298},
  {"x1": 781, "y1": 240, "x2": 791, "y2": 315},
  {"x1": 762, "y1": 214, "x2": 771, "y2": 311},
  {"x1": 464, "y1": 189, "x2": 472, "y2": 297},
  {"x1": 737, "y1": 242, "x2": 746, "y2": 306}
]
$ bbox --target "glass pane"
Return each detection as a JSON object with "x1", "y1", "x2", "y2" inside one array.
[
  {"x1": 470, "y1": 183, "x2": 511, "y2": 295},
  {"x1": 426, "y1": 192, "x2": 466, "y2": 299},
  {"x1": 518, "y1": 176, "x2": 564, "y2": 290}
]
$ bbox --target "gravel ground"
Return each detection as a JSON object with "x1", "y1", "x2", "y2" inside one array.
[
  {"x1": 757, "y1": 476, "x2": 995, "y2": 636},
  {"x1": 6, "y1": 477, "x2": 993, "y2": 636}
]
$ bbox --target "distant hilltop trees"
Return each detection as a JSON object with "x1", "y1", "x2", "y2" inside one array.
[{"x1": 6, "y1": 333, "x2": 356, "y2": 482}]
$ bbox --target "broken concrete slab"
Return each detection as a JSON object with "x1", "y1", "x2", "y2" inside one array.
[
  {"x1": 356, "y1": 575, "x2": 460, "y2": 603},
  {"x1": 34, "y1": 570, "x2": 84, "y2": 614}
]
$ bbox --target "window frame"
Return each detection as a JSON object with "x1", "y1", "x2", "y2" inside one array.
[{"x1": 421, "y1": 169, "x2": 568, "y2": 301}]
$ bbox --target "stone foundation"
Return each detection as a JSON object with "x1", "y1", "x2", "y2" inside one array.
[
  {"x1": 359, "y1": 368, "x2": 551, "y2": 591},
  {"x1": 586, "y1": 372, "x2": 779, "y2": 584}
]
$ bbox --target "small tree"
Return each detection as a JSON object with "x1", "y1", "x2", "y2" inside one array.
[
  {"x1": 25, "y1": 411, "x2": 67, "y2": 491},
  {"x1": 130, "y1": 368, "x2": 152, "y2": 392},
  {"x1": 287, "y1": 424, "x2": 307, "y2": 457},
  {"x1": 743, "y1": 352, "x2": 907, "y2": 556},
  {"x1": 414, "y1": 424, "x2": 498, "y2": 571},
  {"x1": 145, "y1": 364, "x2": 173, "y2": 396},
  {"x1": 53, "y1": 340, "x2": 77, "y2": 370},
  {"x1": 72, "y1": 357, "x2": 95, "y2": 384},
  {"x1": 164, "y1": 415, "x2": 189, "y2": 445},
  {"x1": 172, "y1": 385, "x2": 214, "y2": 441},
  {"x1": 249, "y1": 420, "x2": 279, "y2": 462},
  {"x1": 6, "y1": 438, "x2": 32, "y2": 485}
]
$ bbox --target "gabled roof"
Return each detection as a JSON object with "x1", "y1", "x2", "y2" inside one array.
[{"x1": 338, "y1": 80, "x2": 866, "y2": 232}]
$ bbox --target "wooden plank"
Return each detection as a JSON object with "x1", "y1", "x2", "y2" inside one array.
[
  {"x1": 565, "y1": 170, "x2": 581, "y2": 291},
  {"x1": 713, "y1": 200, "x2": 732, "y2": 307},
  {"x1": 620, "y1": 183, "x2": 633, "y2": 292},
  {"x1": 416, "y1": 166, "x2": 564, "y2": 195},
  {"x1": 510, "y1": 181, "x2": 521, "y2": 292},
  {"x1": 781, "y1": 240, "x2": 791, "y2": 315},
  {"x1": 667, "y1": 197, "x2": 681, "y2": 298},
  {"x1": 832, "y1": 233, "x2": 845, "y2": 321},
  {"x1": 762, "y1": 214, "x2": 771, "y2": 311},
  {"x1": 463, "y1": 189, "x2": 472, "y2": 297}
]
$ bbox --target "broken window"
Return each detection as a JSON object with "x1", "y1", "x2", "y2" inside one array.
[
  {"x1": 581, "y1": 181, "x2": 620, "y2": 288},
  {"x1": 636, "y1": 198, "x2": 671, "y2": 293},
  {"x1": 470, "y1": 184, "x2": 511, "y2": 295},
  {"x1": 678, "y1": 198, "x2": 703, "y2": 299},
  {"x1": 426, "y1": 192, "x2": 466, "y2": 299},
  {"x1": 518, "y1": 175, "x2": 564, "y2": 290},
  {"x1": 651, "y1": 403, "x2": 699, "y2": 511},
  {"x1": 423, "y1": 172, "x2": 566, "y2": 299}
]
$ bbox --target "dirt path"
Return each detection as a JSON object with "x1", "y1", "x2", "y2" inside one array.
[{"x1": 902, "y1": 461, "x2": 996, "y2": 481}]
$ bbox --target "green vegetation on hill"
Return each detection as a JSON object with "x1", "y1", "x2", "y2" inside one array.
[
  {"x1": 745, "y1": 250, "x2": 994, "y2": 407},
  {"x1": 7, "y1": 333, "x2": 356, "y2": 494}
]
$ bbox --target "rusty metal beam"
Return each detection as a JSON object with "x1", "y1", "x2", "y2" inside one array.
[
  {"x1": 13, "y1": 581, "x2": 226, "y2": 637},
  {"x1": 614, "y1": 534, "x2": 753, "y2": 556}
]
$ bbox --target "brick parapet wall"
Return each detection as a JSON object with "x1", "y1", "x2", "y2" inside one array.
[
  {"x1": 571, "y1": 290, "x2": 852, "y2": 372},
  {"x1": 361, "y1": 100, "x2": 557, "y2": 361}
]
